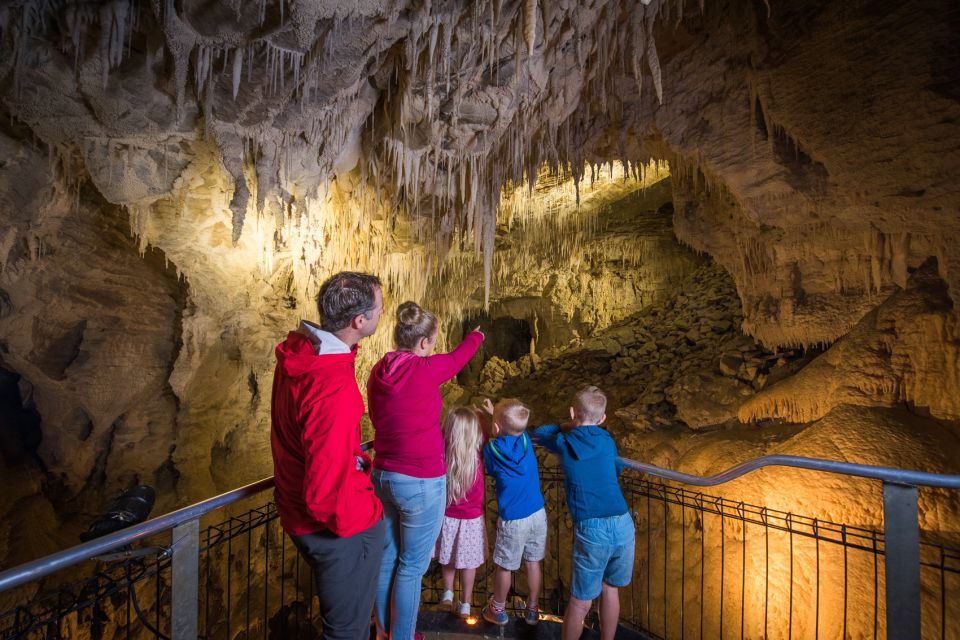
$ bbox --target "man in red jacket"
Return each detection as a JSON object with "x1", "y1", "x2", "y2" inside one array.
[{"x1": 271, "y1": 271, "x2": 385, "y2": 640}]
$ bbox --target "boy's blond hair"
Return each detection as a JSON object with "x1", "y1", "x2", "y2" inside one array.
[
  {"x1": 494, "y1": 398, "x2": 530, "y2": 435},
  {"x1": 573, "y1": 385, "x2": 607, "y2": 424}
]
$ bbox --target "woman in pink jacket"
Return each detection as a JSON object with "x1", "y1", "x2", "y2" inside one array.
[{"x1": 368, "y1": 301, "x2": 484, "y2": 640}]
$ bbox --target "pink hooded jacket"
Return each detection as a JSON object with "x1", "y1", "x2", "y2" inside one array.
[{"x1": 367, "y1": 331, "x2": 484, "y2": 478}]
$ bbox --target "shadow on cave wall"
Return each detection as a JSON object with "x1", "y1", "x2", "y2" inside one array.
[{"x1": 0, "y1": 367, "x2": 42, "y2": 468}]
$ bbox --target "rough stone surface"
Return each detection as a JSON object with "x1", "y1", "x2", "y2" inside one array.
[
  {"x1": 0, "y1": 8, "x2": 957, "y2": 633},
  {"x1": 0, "y1": 125, "x2": 188, "y2": 567},
  {"x1": 481, "y1": 260, "x2": 751, "y2": 431},
  {"x1": 739, "y1": 260, "x2": 960, "y2": 424},
  {"x1": 666, "y1": 371, "x2": 750, "y2": 429},
  {"x1": 1, "y1": 0, "x2": 957, "y2": 342},
  {"x1": 618, "y1": 404, "x2": 960, "y2": 639}
]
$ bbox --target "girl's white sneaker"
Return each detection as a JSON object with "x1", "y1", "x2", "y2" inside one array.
[
  {"x1": 458, "y1": 601, "x2": 472, "y2": 618},
  {"x1": 440, "y1": 589, "x2": 454, "y2": 608}
]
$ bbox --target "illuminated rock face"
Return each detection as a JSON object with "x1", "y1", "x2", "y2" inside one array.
[
  {"x1": 0, "y1": 0, "x2": 958, "y2": 585},
  {"x1": 447, "y1": 169, "x2": 705, "y2": 361},
  {"x1": 664, "y1": 2, "x2": 960, "y2": 348},
  {"x1": 0, "y1": 125, "x2": 187, "y2": 561},
  {"x1": 739, "y1": 260, "x2": 960, "y2": 424},
  {"x1": 2, "y1": 0, "x2": 956, "y2": 328},
  {"x1": 617, "y1": 403, "x2": 960, "y2": 640}
]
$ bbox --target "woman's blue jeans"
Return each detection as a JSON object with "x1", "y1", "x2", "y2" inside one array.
[{"x1": 372, "y1": 470, "x2": 446, "y2": 640}]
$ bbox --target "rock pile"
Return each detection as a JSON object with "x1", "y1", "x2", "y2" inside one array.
[{"x1": 466, "y1": 261, "x2": 808, "y2": 432}]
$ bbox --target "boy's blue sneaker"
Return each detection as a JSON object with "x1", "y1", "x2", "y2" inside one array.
[
  {"x1": 524, "y1": 603, "x2": 539, "y2": 626},
  {"x1": 481, "y1": 598, "x2": 509, "y2": 626}
]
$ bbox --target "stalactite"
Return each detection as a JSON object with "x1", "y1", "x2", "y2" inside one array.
[
  {"x1": 523, "y1": 0, "x2": 537, "y2": 57},
  {"x1": 7, "y1": 0, "x2": 708, "y2": 341},
  {"x1": 232, "y1": 47, "x2": 243, "y2": 99},
  {"x1": 645, "y1": 7, "x2": 663, "y2": 105}
]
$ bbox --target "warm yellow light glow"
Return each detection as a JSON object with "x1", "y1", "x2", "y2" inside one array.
[
  {"x1": 465, "y1": 615, "x2": 478, "y2": 625},
  {"x1": 431, "y1": 159, "x2": 670, "y2": 334},
  {"x1": 264, "y1": 159, "x2": 669, "y2": 375},
  {"x1": 126, "y1": 155, "x2": 670, "y2": 400}
]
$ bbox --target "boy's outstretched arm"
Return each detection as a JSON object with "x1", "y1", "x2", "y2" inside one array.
[
  {"x1": 532, "y1": 424, "x2": 562, "y2": 453},
  {"x1": 613, "y1": 441, "x2": 625, "y2": 476},
  {"x1": 476, "y1": 412, "x2": 494, "y2": 440},
  {"x1": 475, "y1": 398, "x2": 496, "y2": 440}
]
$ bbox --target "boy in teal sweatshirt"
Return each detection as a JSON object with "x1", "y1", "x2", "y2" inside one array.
[{"x1": 534, "y1": 386, "x2": 634, "y2": 640}]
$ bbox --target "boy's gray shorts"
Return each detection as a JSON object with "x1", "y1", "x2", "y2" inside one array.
[{"x1": 493, "y1": 507, "x2": 547, "y2": 570}]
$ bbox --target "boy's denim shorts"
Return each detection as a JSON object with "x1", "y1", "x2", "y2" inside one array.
[
  {"x1": 571, "y1": 512, "x2": 636, "y2": 600},
  {"x1": 493, "y1": 508, "x2": 547, "y2": 570}
]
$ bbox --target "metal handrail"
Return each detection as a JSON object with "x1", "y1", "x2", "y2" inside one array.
[
  {"x1": 0, "y1": 476, "x2": 274, "y2": 594},
  {"x1": 0, "y1": 442, "x2": 376, "y2": 594},
  {"x1": 619, "y1": 453, "x2": 960, "y2": 488},
  {"x1": 2, "y1": 444, "x2": 957, "y2": 596}
]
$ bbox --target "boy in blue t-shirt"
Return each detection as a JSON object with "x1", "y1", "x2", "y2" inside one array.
[
  {"x1": 534, "y1": 386, "x2": 634, "y2": 640},
  {"x1": 481, "y1": 398, "x2": 546, "y2": 627}
]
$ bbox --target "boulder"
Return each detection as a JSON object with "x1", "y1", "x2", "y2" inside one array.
[
  {"x1": 719, "y1": 352, "x2": 743, "y2": 376},
  {"x1": 667, "y1": 371, "x2": 753, "y2": 429}
]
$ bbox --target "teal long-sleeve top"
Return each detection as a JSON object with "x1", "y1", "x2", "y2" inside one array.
[{"x1": 533, "y1": 424, "x2": 627, "y2": 523}]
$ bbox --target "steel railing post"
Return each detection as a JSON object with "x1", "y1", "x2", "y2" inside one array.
[
  {"x1": 171, "y1": 518, "x2": 200, "y2": 640},
  {"x1": 882, "y1": 482, "x2": 921, "y2": 640}
]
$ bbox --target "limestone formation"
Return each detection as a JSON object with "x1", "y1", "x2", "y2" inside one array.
[
  {"x1": 0, "y1": 7, "x2": 957, "y2": 633},
  {"x1": 739, "y1": 259, "x2": 960, "y2": 424}
]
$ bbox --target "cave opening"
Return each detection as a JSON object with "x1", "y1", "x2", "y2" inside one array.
[
  {"x1": 458, "y1": 315, "x2": 533, "y2": 385},
  {"x1": 471, "y1": 316, "x2": 533, "y2": 364}
]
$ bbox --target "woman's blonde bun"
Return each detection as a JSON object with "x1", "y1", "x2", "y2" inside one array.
[
  {"x1": 394, "y1": 301, "x2": 438, "y2": 350},
  {"x1": 397, "y1": 301, "x2": 424, "y2": 325}
]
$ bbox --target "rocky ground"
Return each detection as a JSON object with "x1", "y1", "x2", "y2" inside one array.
[
  {"x1": 447, "y1": 255, "x2": 960, "y2": 532},
  {"x1": 453, "y1": 261, "x2": 811, "y2": 438}
]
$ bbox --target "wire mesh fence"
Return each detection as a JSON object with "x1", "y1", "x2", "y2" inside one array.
[
  {"x1": 0, "y1": 543, "x2": 172, "y2": 639},
  {"x1": 2, "y1": 460, "x2": 959, "y2": 639},
  {"x1": 620, "y1": 474, "x2": 960, "y2": 640}
]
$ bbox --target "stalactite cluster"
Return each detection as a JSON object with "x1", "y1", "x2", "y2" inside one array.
[
  {"x1": 3, "y1": 0, "x2": 957, "y2": 349},
  {"x1": 0, "y1": 0, "x2": 685, "y2": 305}
]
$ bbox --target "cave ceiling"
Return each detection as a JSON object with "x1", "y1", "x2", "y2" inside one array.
[{"x1": 2, "y1": 0, "x2": 957, "y2": 347}]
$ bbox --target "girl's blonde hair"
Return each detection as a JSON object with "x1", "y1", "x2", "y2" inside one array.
[{"x1": 443, "y1": 406, "x2": 483, "y2": 505}]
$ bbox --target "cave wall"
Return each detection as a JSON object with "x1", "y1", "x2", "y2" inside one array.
[
  {"x1": 439, "y1": 167, "x2": 705, "y2": 358},
  {"x1": 0, "y1": 122, "x2": 188, "y2": 563},
  {"x1": 659, "y1": 1, "x2": 960, "y2": 348},
  {"x1": 0, "y1": 0, "x2": 957, "y2": 570}
]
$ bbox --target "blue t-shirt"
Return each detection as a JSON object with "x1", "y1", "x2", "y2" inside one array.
[
  {"x1": 533, "y1": 424, "x2": 627, "y2": 523},
  {"x1": 483, "y1": 432, "x2": 545, "y2": 521}
]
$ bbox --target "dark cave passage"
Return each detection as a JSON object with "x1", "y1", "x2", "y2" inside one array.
[
  {"x1": 0, "y1": 367, "x2": 42, "y2": 467},
  {"x1": 459, "y1": 315, "x2": 533, "y2": 385}
]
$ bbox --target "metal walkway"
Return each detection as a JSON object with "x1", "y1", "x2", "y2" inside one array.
[{"x1": 415, "y1": 610, "x2": 650, "y2": 639}]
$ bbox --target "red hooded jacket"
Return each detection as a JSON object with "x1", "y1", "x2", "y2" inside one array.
[{"x1": 271, "y1": 331, "x2": 382, "y2": 538}]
